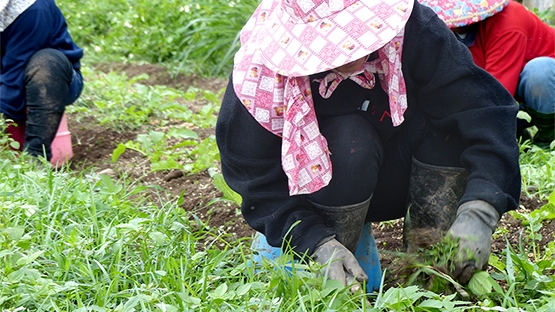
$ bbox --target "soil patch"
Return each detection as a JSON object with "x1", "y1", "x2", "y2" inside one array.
[
  {"x1": 92, "y1": 62, "x2": 227, "y2": 92},
  {"x1": 69, "y1": 121, "x2": 254, "y2": 242}
]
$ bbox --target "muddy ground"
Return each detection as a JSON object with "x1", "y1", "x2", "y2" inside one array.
[{"x1": 67, "y1": 63, "x2": 553, "y2": 287}]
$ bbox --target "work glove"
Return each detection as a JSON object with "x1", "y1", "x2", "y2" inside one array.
[
  {"x1": 448, "y1": 200, "x2": 500, "y2": 284},
  {"x1": 312, "y1": 237, "x2": 368, "y2": 291}
]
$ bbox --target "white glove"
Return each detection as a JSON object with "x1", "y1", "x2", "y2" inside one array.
[
  {"x1": 313, "y1": 238, "x2": 368, "y2": 288},
  {"x1": 448, "y1": 200, "x2": 500, "y2": 284}
]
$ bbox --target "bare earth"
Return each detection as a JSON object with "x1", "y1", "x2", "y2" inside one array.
[{"x1": 67, "y1": 63, "x2": 553, "y2": 286}]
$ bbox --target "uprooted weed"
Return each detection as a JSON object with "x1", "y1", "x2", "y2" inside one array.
[{"x1": 386, "y1": 229, "x2": 468, "y2": 297}]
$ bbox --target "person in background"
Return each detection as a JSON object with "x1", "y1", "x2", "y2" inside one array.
[
  {"x1": 1, "y1": 0, "x2": 84, "y2": 160},
  {"x1": 216, "y1": 0, "x2": 521, "y2": 292},
  {"x1": 420, "y1": 0, "x2": 555, "y2": 149}
]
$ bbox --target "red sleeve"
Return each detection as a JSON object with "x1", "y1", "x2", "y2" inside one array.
[{"x1": 478, "y1": 29, "x2": 527, "y2": 95}]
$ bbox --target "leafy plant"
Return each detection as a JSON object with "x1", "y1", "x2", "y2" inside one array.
[
  {"x1": 112, "y1": 130, "x2": 220, "y2": 174},
  {"x1": 371, "y1": 285, "x2": 472, "y2": 311},
  {"x1": 519, "y1": 145, "x2": 555, "y2": 200},
  {"x1": 59, "y1": 0, "x2": 260, "y2": 77},
  {"x1": 68, "y1": 68, "x2": 210, "y2": 131},
  {"x1": 209, "y1": 168, "x2": 243, "y2": 205},
  {"x1": 0, "y1": 118, "x2": 21, "y2": 156},
  {"x1": 171, "y1": 0, "x2": 260, "y2": 76},
  {"x1": 485, "y1": 238, "x2": 555, "y2": 310},
  {"x1": 533, "y1": 7, "x2": 555, "y2": 25},
  {"x1": 509, "y1": 191, "x2": 555, "y2": 261}
]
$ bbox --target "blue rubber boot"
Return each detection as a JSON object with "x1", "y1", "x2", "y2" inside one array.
[
  {"x1": 354, "y1": 222, "x2": 382, "y2": 292},
  {"x1": 251, "y1": 232, "x2": 297, "y2": 274},
  {"x1": 251, "y1": 232, "x2": 284, "y2": 265},
  {"x1": 251, "y1": 222, "x2": 382, "y2": 292}
]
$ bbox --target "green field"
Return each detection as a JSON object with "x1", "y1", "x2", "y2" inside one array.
[{"x1": 1, "y1": 0, "x2": 555, "y2": 310}]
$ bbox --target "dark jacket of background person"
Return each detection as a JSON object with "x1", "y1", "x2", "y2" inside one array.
[
  {"x1": 1, "y1": 0, "x2": 83, "y2": 121},
  {"x1": 216, "y1": 2, "x2": 521, "y2": 256}
]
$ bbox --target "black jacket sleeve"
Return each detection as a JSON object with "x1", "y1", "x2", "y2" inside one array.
[
  {"x1": 216, "y1": 78, "x2": 335, "y2": 256},
  {"x1": 402, "y1": 2, "x2": 521, "y2": 215}
]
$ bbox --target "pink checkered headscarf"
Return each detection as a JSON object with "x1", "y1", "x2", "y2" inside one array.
[{"x1": 233, "y1": 0, "x2": 413, "y2": 195}]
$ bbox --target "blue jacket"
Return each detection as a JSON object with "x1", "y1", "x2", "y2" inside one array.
[{"x1": 1, "y1": 0, "x2": 83, "y2": 121}]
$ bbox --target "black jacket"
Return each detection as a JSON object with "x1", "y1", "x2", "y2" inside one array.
[{"x1": 216, "y1": 0, "x2": 521, "y2": 256}]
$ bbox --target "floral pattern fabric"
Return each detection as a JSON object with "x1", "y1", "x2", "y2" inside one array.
[{"x1": 418, "y1": 0, "x2": 509, "y2": 28}]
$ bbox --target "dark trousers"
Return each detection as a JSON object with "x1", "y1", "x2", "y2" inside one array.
[
  {"x1": 306, "y1": 109, "x2": 466, "y2": 222},
  {"x1": 22, "y1": 48, "x2": 83, "y2": 159}
]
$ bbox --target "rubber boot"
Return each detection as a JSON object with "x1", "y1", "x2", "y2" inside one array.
[
  {"x1": 527, "y1": 108, "x2": 555, "y2": 149},
  {"x1": 403, "y1": 158, "x2": 469, "y2": 252},
  {"x1": 516, "y1": 116, "x2": 532, "y2": 144},
  {"x1": 23, "y1": 49, "x2": 73, "y2": 160},
  {"x1": 311, "y1": 198, "x2": 371, "y2": 253},
  {"x1": 24, "y1": 111, "x2": 63, "y2": 160},
  {"x1": 354, "y1": 222, "x2": 382, "y2": 291},
  {"x1": 251, "y1": 223, "x2": 382, "y2": 291},
  {"x1": 251, "y1": 198, "x2": 382, "y2": 291},
  {"x1": 251, "y1": 232, "x2": 289, "y2": 269}
]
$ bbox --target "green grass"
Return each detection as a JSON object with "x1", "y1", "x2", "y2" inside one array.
[
  {"x1": 519, "y1": 141, "x2": 555, "y2": 200},
  {"x1": 59, "y1": 0, "x2": 260, "y2": 77},
  {"x1": 58, "y1": 0, "x2": 554, "y2": 78},
  {"x1": 3, "y1": 68, "x2": 555, "y2": 310},
  {"x1": 0, "y1": 149, "x2": 386, "y2": 311},
  {"x1": 2, "y1": 1, "x2": 555, "y2": 310},
  {"x1": 0, "y1": 152, "x2": 489, "y2": 311}
]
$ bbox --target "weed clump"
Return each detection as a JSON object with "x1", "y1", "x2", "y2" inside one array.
[{"x1": 388, "y1": 229, "x2": 467, "y2": 296}]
